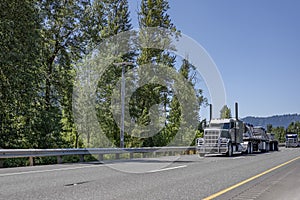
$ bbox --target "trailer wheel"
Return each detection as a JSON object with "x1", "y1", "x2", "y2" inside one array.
[
  {"x1": 261, "y1": 142, "x2": 266, "y2": 152},
  {"x1": 275, "y1": 142, "x2": 279, "y2": 151},
  {"x1": 270, "y1": 143, "x2": 274, "y2": 151},
  {"x1": 246, "y1": 143, "x2": 250, "y2": 154},
  {"x1": 247, "y1": 143, "x2": 253, "y2": 154},
  {"x1": 227, "y1": 143, "x2": 233, "y2": 157}
]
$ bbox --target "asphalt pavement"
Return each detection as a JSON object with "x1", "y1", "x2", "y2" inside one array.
[{"x1": 0, "y1": 147, "x2": 299, "y2": 200}]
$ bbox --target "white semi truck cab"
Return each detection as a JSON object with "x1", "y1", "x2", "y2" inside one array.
[
  {"x1": 285, "y1": 133, "x2": 299, "y2": 148},
  {"x1": 197, "y1": 118, "x2": 245, "y2": 157},
  {"x1": 196, "y1": 103, "x2": 272, "y2": 157}
]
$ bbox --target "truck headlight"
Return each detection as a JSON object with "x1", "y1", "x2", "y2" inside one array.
[
  {"x1": 196, "y1": 138, "x2": 204, "y2": 145},
  {"x1": 220, "y1": 138, "x2": 228, "y2": 143}
]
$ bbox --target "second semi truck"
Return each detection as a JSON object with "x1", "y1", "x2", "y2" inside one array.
[{"x1": 285, "y1": 133, "x2": 299, "y2": 148}]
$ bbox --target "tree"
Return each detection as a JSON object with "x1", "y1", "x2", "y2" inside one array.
[
  {"x1": 37, "y1": 0, "x2": 108, "y2": 148},
  {"x1": 179, "y1": 58, "x2": 207, "y2": 145},
  {"x1": 220, "y1": 105, "x2": 232, "y2": 119},
  {"x1": 93, "y1": 0, "x2": 134, "y2": 148},
  {"x1": 134, "y1": 0, "x2": 180, "y2": 147},
  {"x1": 272, "y1": 126, "x2": 285, "y2": 143},
  {"x1": 0, "y1": 0, "x2": 43, "y2": 148},
  {"x1": 286, "y1": 121, "x2": 300, "y2": 141},
  {"x1": 267, "y1": 124, "x2": 273, "y2": 133},
  {"x1": 287, "y1": 121, "x2": 300, "y2": 133}
]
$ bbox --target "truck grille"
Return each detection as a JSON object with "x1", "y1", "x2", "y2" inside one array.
[{"x1": 204, "y1": 130, "x2": 219, "y2": 145}]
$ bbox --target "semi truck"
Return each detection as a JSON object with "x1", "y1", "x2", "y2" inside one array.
[
  {"x1": 285, "y1": 133, "x2": 299, "y2": 148},
  {"x1": 196, "y1": 103, "x2": 271, "y2": 157}
]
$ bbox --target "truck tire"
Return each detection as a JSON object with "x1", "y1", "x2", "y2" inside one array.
[
  {"x1": 261, "y1": 142, "x2": 266, "y2": 152},
  {"x1": 199, "y1": 153, "x2": 205, "y2": 157},
  {"x1": 227, "y1": 143, "x2": 233, "y2": 157},
  {"x1": 275, "y1": 143, "x2": 279, "y2": 151},
  {"x1": 246, "y1": 143, "x2": 250, "y2": 154},
  {"x1": 247, "y1": 142, "x2": 253, "y2": 154}
]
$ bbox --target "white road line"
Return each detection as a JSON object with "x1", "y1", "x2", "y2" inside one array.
[
  {"x1": 0, "y1": 164, "x2": 104, "y2": 177},
  {"x1": 148, "y1": 165, "x2": 187, "y2": 173},
  {"x1": 232, "y1": 156, "x2": 245, "y2": 160}
]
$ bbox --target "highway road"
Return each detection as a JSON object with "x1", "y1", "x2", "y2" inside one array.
[{"x1": 0, "y1": 147, "x2": 299, "y2": 200}]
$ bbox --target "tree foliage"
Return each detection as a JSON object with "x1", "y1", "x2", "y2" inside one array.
[
  {"x1": 94, "y1": 0, "x2": 134, "y2": 147},
  {"x1": 272, "y1": 126, "x2": 285, "y2": 143},
  {"x1": 1, "y1": 0, "x2": 208, "y2": 153},
  {"x1": 220, "y1": 105, "x2": 232, "y2": 119},
  {"x1": 0, "y1": 0, "x2": 43, "y2": 148},
  {"x1": 266, "y1": 124, "x2": 273, "y2": 133}
]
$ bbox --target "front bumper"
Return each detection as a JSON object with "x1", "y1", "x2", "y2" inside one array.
[{"x1": 197, "y1": 144, "x2": 228, "y2": 154}]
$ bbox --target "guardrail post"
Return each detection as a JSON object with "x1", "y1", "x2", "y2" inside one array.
[
  {"x1": 29, "y1": 157, "x2": 34, "y2": 166},
  {"x1": 153, "y1": 152, "x2": 157, "y2": 157},
  {"x1": 98, "y1": 154, "x2": 103, "y2": 161},
  {"x1": 79, "y1": 155, "x2": 84, "y2": 162},
  {"x1": 57, "y1": 156, "x2": 63, "y2": 164},
  {"x1": 115, "y1": 153, "x2": 120, "y2": 159},
  {"x1": 129, "y1": 152, "x2": 134, "y2": 159},
  {"x1": 0, "y1": 159, "x2": 4, "y2": 168}
]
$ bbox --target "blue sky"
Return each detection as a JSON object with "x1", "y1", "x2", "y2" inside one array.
[{"x1": 128, "y1": 0, "x2": 300, "y2": 118}]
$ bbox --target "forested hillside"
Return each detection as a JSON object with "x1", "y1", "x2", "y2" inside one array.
[{"x1": 243, "y1": 114, "x2": 300, "y2": 129}]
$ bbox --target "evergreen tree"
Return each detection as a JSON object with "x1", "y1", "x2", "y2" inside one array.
[
  {"x1": 175, "y1": 58, "x2": 207, "y2": 145},
  {"x1": 0, "y1": 0, "x2": 43, "y2": 148},
  {"x1": 220, "y1": 105, "x2": 232, "y2": 119},
  {"x1": 287, "y1": 121, "x2": 300, "y2": 136},
  {"x1": 94, "y1": 0, "x2": 134, "y2": 147},
  {"x1": 38, "y1": 0, "x2": 106, "y2": 148},
  {"x1": 272, "y1": 126, "x2": 285, "y2": 143},
  {"x1": 267, "y1": 124, "x2": 273, "y2": 133},
  {"x1": 135, "y1": 0, "x2": 180, "y2": 147}
]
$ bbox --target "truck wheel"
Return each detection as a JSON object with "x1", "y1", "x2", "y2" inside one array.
[
  {"x1": 261, "y1": 142, "x2": 266, "y2": 152},
  {"x1": 199, "y1": 153, "x2": 205, "y2": 157},
  {"x1": 275, "y1": 143, "x2": 278, "y2": 151},
  {"x1": 227, "y1": 143, "x2": 233, "y2": 157},
  {"x1": 246, "y1": 143, "x2": 250, "y2": 154},
  {"x1": 247, "y1": 143, "x2": 252, "y2": 154}
]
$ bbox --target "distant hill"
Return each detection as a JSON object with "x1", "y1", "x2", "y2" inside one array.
[{"x1": 242, "y1": 114, "x2": 300, "y2": 129}]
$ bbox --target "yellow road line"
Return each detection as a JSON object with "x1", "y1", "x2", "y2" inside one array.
[{"x1": 203, "y1": 156, "x2": 300, "y2": 200}]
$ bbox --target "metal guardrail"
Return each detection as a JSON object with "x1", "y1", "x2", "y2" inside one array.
[
  {"x1": 0, "y1": 147, "x2": 196, "y2": 167},
  {"x1": 278, "y1": 143, "x2": 285, "y2": 147}
]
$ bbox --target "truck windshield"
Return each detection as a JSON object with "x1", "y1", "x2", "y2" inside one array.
[
  {"x1": 210, "y1": 123, "x2": 231, "y2": 129},
  {"x1": 286, "y1": 135, "x2": 298, "y2": 138}
]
